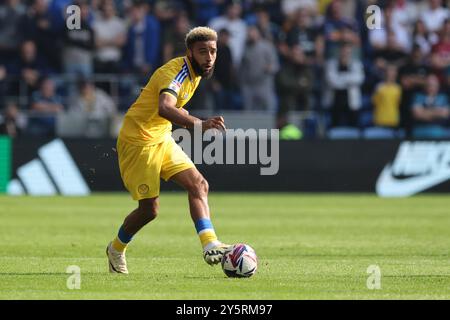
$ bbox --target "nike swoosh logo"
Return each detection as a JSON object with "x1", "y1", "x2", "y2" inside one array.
[{"x1": 376, "y1": 164, "x2": 450, "y2": 197}]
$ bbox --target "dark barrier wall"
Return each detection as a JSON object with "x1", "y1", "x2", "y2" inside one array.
[{"x1": 10, "y1": 138, "x2": 450, "y2": 193}]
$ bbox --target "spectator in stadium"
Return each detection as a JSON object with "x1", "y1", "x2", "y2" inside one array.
[
  {"x1": 93, "y1": 0, "x2": 127, "y2": 75},
  {"x1": 420, "y1": 0, "x2": 449, "y2": 36},
  {"x1": 276, "y1": 45, "x2": 314, "y2": 113},
  {"x1": 387, "y1": 0, "x2": 416, "y2": 52},
  {"x1": 448, "y1": 62, "x2": 450, "y2": 87},
  {"x1": 162, "y1": 11, "x2": 192, "y2": 63},
  {"x1": 369, "y1": 4, "x2": 411, "y2": 55},
  {"x1": 0, "y1": 101, "x2": 26, "y2": 138},
  {"x1": 240, "y1": 25, "x2": 279, "y2": 112},
  {"x1": 373, "y1": 29, "x2": 409, "y2": 69},
  {"x1": 190, "y1": 0, "x2": 226, "y2": 26},
  {"x1": 28, "y1": 77, "x2": 64, "y2": 137},
  {"x1": 324, "y1": 42, "x2": 365, "y2": 127},
  {"x1": 122, "y1": 1, "x2": 161, "y2": 76},
  {"x1": 47, "y1": 0, "x2": 72, "y2": 31},
  {"x1": 210, "y1": 29, "x2": 238, "y2": 110},
  {"x1": 281, "y1": 0, "x2": 318, "y2": 20},
  {"x1": 391, "y1": 0, "x2": 422, "y2": 24},
  {"x1": 70, "y1": 79, "x2": 116, "y2": 118},
  {"x1": 248, "y1": 0, "x2": 282, "y2": 25},
  {"x1": 209, "y1": 0, "x2": 247, "y2": 67},
  {"x1": 411, "y1": 73, "x2": 450, "y2": 138},
  {"x1": 430, "y1": 19, "x2": 450, "y2": 81},
  {"x1": 372, "y1": 64, "x2": 402, "y2": 128},
  {"x1": 70, "y1": 79, "x2": 117, "y2": 137},
  {"x1": 253, "y1": 6, "x2": 281, "y2": 43},
  {"x1": 0, "y1": 65, "x2": 6, "y2": 100},
  {"x1": 0, "y1": 0, "x2": 26, "y2": 64},
  {"x1": 399, "y1": 44, "x2": 431, "y2": 134},
  {"x1": 318, "y1": 0, "x2": 333, "y2": 16},
  {"x1": 153, "y1": 0, "x2": 185, "y2": 30},
  {"x1": 338, "y1": 0, "x2": 359, "y2": 20},
  {"x1": 22, "y1": 0, "x2": 63, "y2": 71},
  {"x1": 9, "y1": 40, "x2": 50, "y2": 97},
  {"x1": 413, "y1": 19, "x2": 439, "y2": 56},
  {"x1": 323, "y1": 0, "x2": 360, "y2": 59},
  {"x1": 285, "y1": 8, "x2": 324, "y2": 65},
  {"x1": 62, "y1": 0, "x2": 95, "y2": 78}
]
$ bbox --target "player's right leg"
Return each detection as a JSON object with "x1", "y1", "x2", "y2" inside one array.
[
  {"x1": 107, "y1": 198, "x2": 159, "y2": 274},
  {"x1": 107, "y1": 138, "x2": 164, "y2": 274}
]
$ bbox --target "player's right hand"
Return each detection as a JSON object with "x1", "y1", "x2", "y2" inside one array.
[{"x1": 202, "y1": 116, "x2": 226, "y2": 132}]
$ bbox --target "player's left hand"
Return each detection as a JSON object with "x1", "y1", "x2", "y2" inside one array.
[{"x1": 202, "y1": 116, "x2": 226, "y2": 133}]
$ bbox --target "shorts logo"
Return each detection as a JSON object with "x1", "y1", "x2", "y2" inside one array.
[{"x1": 138, "y1": 184, "x2": 149, "y2": 194}]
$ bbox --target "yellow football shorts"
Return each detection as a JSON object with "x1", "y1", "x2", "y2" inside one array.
[{"x1": 117, "y1": 136, "x2": 195, "y2": 200}]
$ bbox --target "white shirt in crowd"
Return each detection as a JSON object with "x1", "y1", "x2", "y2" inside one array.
[
  {"x1": 72, "y1": 88, "x2": 117, "y2": 120},
  {"x1": 281, "y1": 0, "x2": 317, "y2": 16},
  {"x1": 369, "y1": 10, "x2": 412, "y2": 53},
  {"x1": 420, "y1": 6, "x2": 449, "y2": 33},
  {"x1": 93, "y1": 16, "x2": 127, "y2": 62},
  {"x1": 209, "y1": 16, "x2": 247, "y2": 67}
]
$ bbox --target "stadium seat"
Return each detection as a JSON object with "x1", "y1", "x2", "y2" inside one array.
[
  {"x1": 362, "y1": 127, "x2": 396, "y2": 139},
  {"x1": 396, "y1": 129, "x2": 406, "y2": 139},
  {"x1": 303, "y1": 117, "x2": 319, "y2": 139},
  {"x1": 327, "y1": 127, "x2": 361, "y2": 139}
]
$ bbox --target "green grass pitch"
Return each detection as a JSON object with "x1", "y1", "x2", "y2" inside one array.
[{"x1": 1, "y1": 193, "x2": 449, "y2": 299}]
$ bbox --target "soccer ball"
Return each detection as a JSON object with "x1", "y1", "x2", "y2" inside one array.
[{"x1": 221, "y1": 243, "x2": 257, "y2": 278}]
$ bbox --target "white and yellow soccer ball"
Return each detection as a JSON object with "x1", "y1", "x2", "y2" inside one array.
[{"x1": 221, "y1": 243, "x2": 257, "y2": 278}]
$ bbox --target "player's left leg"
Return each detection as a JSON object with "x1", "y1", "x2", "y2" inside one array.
[
  {"x1": 169, "y1": 168, "x2": 231, "y2": 265},
  {"x1": 160, "y1": 138, "x2": 230, "y2": 265}
]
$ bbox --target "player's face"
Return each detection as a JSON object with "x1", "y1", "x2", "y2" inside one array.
[{"x1": 188, "y1": 41, "x2": 217, "y2": 79}]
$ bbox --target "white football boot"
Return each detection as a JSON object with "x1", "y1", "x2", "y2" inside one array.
[
  {"x1": 106, "y1": 242, "x2": 129, "y2": 274},
  {"x1": 203, "y1": 243, "x2": 233, "y2": 266}
]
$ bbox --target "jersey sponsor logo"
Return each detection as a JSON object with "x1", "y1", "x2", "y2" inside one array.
[
  {"x1": 7, "y1": 139, "x2": 90, "y2": 196},
  {"x1": 168, "y1": 80, "x2": 182, "y2": 93},
  {"x1": 376, "y1": 141, "x2": 450, "y2": 197}
]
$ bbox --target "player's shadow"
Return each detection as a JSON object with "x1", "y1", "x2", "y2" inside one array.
[{"x1": 183, "y1": 275, "x2": 222, "y2": 279}]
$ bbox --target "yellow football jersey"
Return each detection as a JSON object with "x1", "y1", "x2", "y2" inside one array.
[
  {"x1": 119, "y1": 57, "x2": 201, "y2": 146},
  {"x1": 372, "y1": 82, "x2": 402, "y2": 127}
]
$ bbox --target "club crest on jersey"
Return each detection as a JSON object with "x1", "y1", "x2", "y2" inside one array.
[{"x1": 138, "y1": 184, "x2": 149, "y2": 194}]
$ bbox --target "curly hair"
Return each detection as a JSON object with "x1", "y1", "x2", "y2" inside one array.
[{"x1": 185, "y1": 27, "x2": 218, "y2": 49}]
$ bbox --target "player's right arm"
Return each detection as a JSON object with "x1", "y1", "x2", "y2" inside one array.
[{"x1": 158, "y1": 92, "x2": 226, "y2": 131}]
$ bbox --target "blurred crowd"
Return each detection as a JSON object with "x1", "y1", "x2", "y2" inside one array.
[{"x1": 0, "y1": 0, "x2": 449, "y2": 139}]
